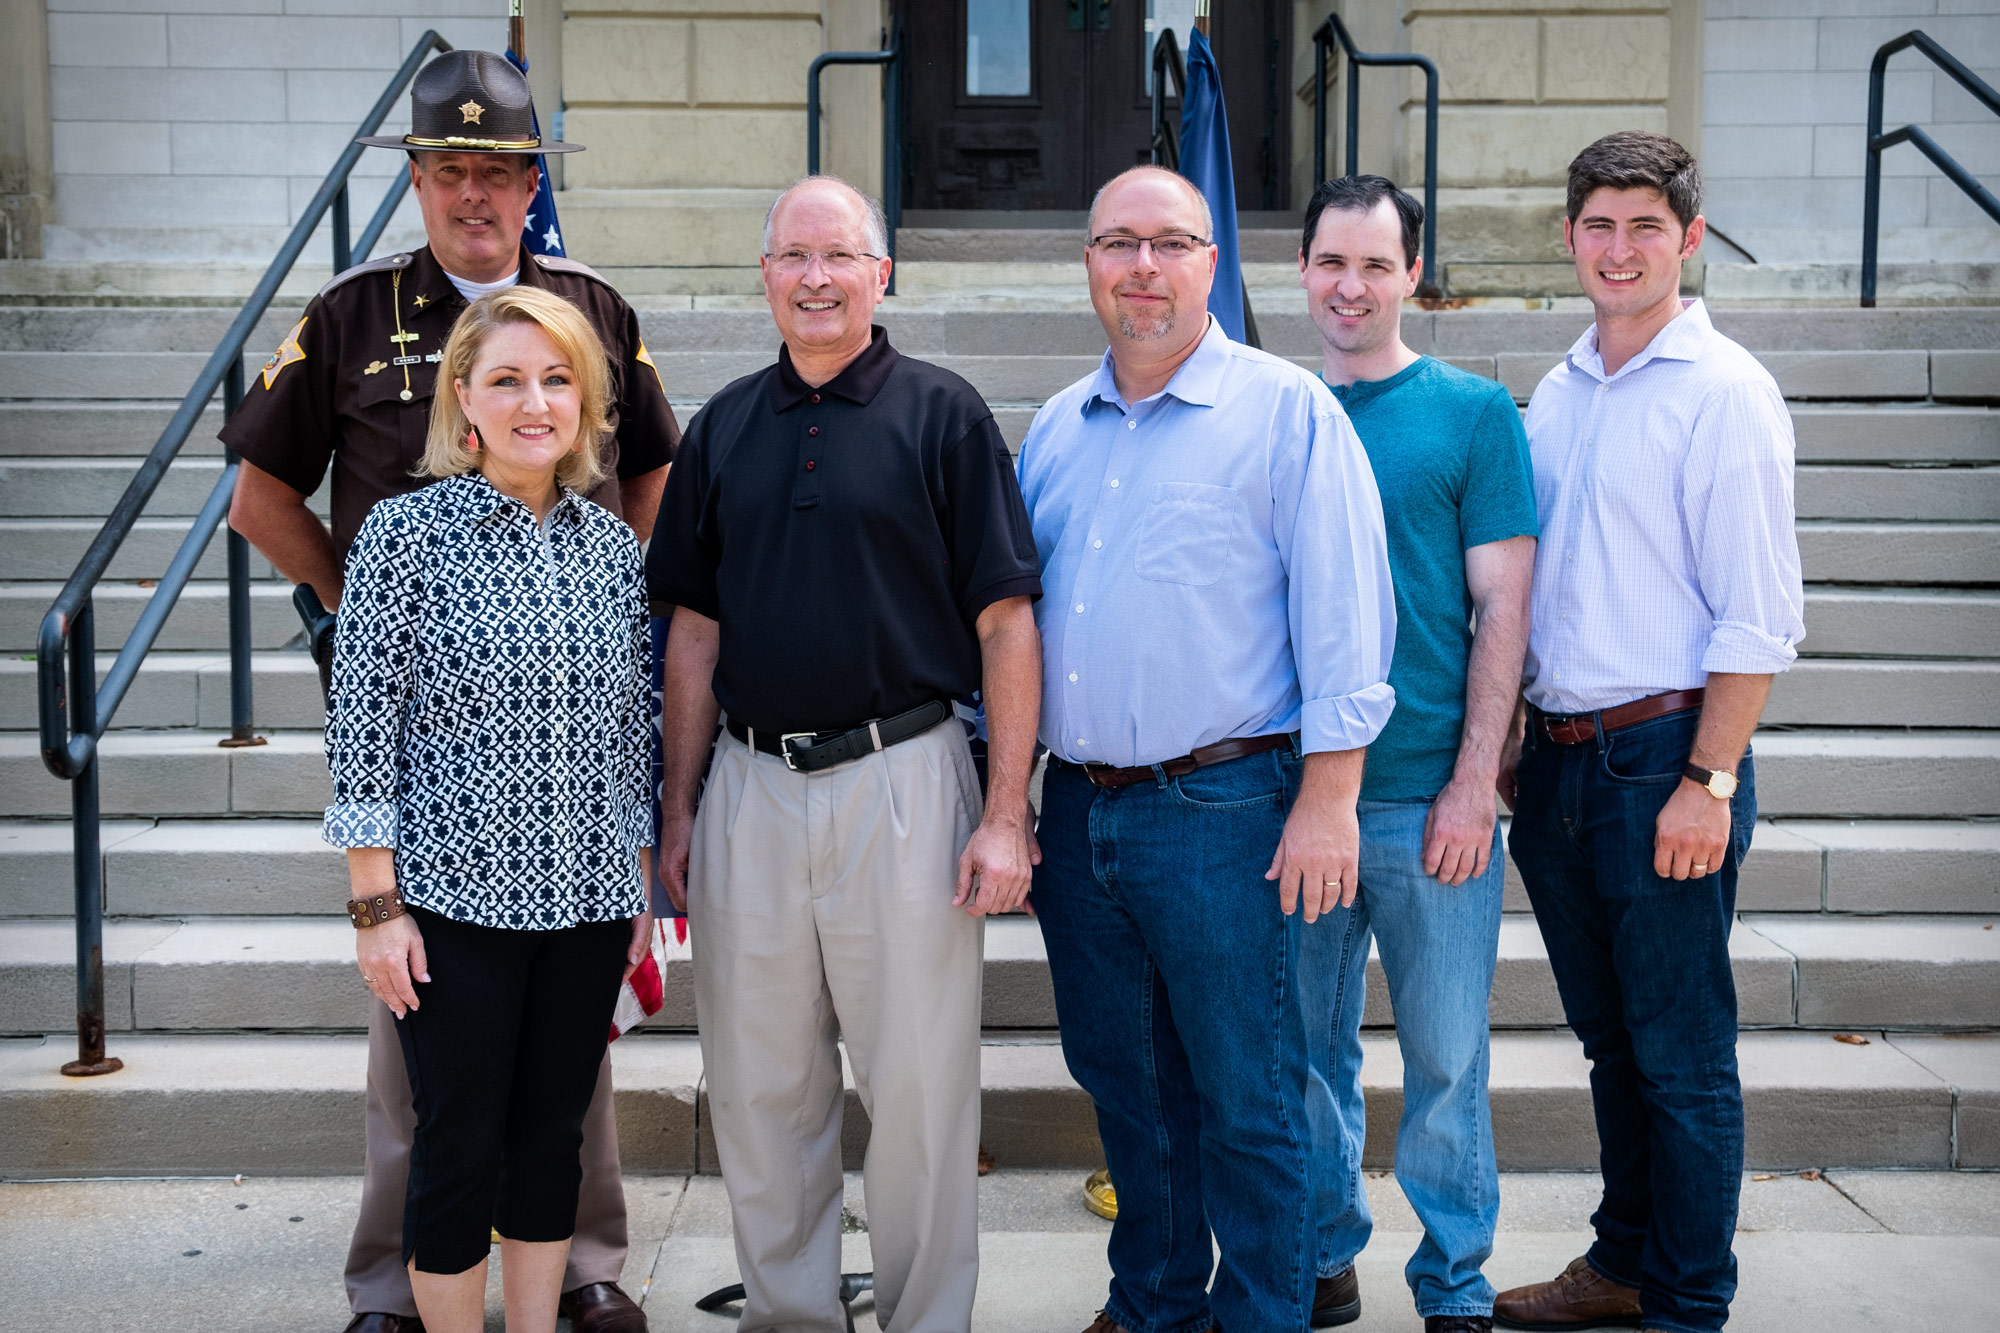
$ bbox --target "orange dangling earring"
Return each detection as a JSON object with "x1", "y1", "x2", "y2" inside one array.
[{"x1": 465, "y1": 425, "x2": 480, "y2": 453}]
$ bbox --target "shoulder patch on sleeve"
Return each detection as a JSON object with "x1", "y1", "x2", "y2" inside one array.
[
  {"x1": 259, "y1": 316, "x2": 309, "y2": 390},
  {"x1": 318, "y1": 252, "x2": 411, "y2": 299},
  {"x1": 532, "y1": 252, "x2": 611, "y2": 286}
]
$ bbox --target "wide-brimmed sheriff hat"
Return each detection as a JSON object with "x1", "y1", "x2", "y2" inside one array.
[{"x1": 357, "y1": 49, "x2": 581, "y2": 154}]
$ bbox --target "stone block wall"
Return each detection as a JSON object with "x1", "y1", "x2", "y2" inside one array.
[
  {"x1": 1702, "y1": 1, "x2": 2000, "y2": 267},
  {"x1": 41, "y1": 1, "x2": 515, "y2": 264}
]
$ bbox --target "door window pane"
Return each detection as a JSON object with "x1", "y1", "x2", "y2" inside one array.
[
  {"x1": 1145, "y1": 0, "x2": 1202, "y2": 94},
  {"x1": 967, "y1": 0, "x2": 1032, "y2": 97}
]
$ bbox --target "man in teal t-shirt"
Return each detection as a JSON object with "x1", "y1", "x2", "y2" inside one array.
[{"x1": 1295, "y1": 177, "x2": 1538, "y2": 1333}]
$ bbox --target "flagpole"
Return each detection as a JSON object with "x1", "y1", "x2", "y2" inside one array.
[
  {"x1": 509, "y1": 0, "x2": 525, "y2": 66},
  {"x1": 1194, "y1": 0, "x2": 1210, "y2": 38}
]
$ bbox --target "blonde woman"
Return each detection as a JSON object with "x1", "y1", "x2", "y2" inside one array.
[{"x1": 323, "y1": 285, "x2": 654, "y2": 1333}]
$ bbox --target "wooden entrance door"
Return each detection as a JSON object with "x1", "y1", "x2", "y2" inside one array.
[{"x1": 900, "y1": 1, "x2": 1288, "y2": 213}]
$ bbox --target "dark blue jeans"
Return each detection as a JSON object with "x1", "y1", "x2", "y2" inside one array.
[
  {"x1": 1033, "y1": 747, "x2": 1316, "y2": 1333},
  {"x1": 1507, "y1": 709, "x2": 1755, "y2": 1333}
]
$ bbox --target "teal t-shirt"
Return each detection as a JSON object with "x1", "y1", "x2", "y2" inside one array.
[{"x1": 1328, "y1": 356, "x2": 1538, "y2": 801}]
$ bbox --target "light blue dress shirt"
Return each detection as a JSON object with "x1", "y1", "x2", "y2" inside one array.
[
  {"x1": 1522, "y1": 299, "x2": 1805, "y2": 715},
  {"x1": 1019, "y1": 318, "x2": 1397, "y2": 768}
]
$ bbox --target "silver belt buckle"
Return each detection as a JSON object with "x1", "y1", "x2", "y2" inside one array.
[{"x1": 779, "y1": 732, "x2": 817, "y2": 771}]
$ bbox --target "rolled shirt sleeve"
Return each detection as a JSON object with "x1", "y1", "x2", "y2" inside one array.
[
  {"x1": 321, "y1": 503, "x2": 425, "y2": 848},
  {"x1": 1282, "y1": 393, "x2": 1398, "y2": 753},
  {"x1": 1685, "y1": 378, "x2": 1806, "y2": 676}
]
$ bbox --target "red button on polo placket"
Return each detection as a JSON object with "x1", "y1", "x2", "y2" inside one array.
[
  {"x1": 805, "y1": 460, "x2": 817, "y2": 471},
  {"x1": 810, "y1": 393, "x2": 821, "y2": 403},
  {"x1": 809, "y1": 426, "x2": 820, "y2": 436}
]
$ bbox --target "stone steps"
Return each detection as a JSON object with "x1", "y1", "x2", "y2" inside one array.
[
  {"x1": 2, "y1": 814, "x2": 1994, "y2": 921},
  {"x1": 1, "y1": 398, "x2": 1991, "y2": 464},
  {"x1": 7, "y1": 516, "x2": 1992, "y2": 587},
  {"x1": 3, "y1": 912, "x2": 1995, "y2": 1038},
  {"x1": 0, "y1": 580, "x2": 299, "y2": 653},
  {"x1": 5, "y1": 347, "x2": 1997, "y2": 412},
  {"x1": 4, "y1": 456, "x2": 1993, "y2": 523},
  {"x1": 5, "y1": 729, "x2": 1995, "y2": 821},
  {"x1": 0, "y1": 651, "x2": 1990, "y2": 736},
  {"x1": 5, "y1": 579, "x2": 1987, "y2": 658},
  {"x1": 1, "y1": 1027, "x2": 1990, "y2": 1175}
]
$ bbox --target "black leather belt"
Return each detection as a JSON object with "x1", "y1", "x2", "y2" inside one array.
[{"x1": 726, "y1": 699, "x2": 953, "y2": 774}]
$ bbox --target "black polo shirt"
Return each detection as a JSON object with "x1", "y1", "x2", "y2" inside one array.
[{"x1": 646, "y1": 326, "x2": 1041, "y2": 735}]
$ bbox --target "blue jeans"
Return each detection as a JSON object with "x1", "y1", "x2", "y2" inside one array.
[
  {"x1": 1301, "y1": 798, "x2": 1504, "y2": 1318},
  {"x1": 1507, "y1": 708, "x2": 1755, "y2": 1333},
  {"x1": 1032, "y1": 747, "x2": 1316, "y2": 1333}
]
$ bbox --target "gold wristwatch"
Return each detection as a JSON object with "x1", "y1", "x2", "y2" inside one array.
[{"x1": 1681, "y1": 763, "x2": 1738, "y2": 800}]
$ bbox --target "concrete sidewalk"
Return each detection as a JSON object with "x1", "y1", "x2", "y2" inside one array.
[{"x1": 2, "y1": 1169, "x2": 1994, "y2": 1331}]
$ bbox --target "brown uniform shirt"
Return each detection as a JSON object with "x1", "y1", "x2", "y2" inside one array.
[{"x1": 221, "y1": 244, "x2": 679, "y2": 562}]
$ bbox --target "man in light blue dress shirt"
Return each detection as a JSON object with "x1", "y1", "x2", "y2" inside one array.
[
  {"x1": 1493, "y1": 134, "x2": 1803, "y2": 1333},
  {"x1": 1018, "y1": 165, "x2": 1397, "y2": 1333}
]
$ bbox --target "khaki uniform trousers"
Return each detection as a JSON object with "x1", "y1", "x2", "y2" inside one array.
[
  {"x1": 344, "y1": 999, "x2": 628, "y2": 1316},
  {"x1": 691, "y1": 723, "x2": 985, "y2": 1333}
]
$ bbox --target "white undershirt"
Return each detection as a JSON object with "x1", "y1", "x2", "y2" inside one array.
[{"x1": 442, "y1": 267, "x2": 520, "y2": 303}]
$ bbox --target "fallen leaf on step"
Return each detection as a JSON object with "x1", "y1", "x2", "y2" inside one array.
[
  {"x1": 1834, "y1": 1033, "x2": 1870, "y2": 1045},
  {"x1": 138, "y1": 579, "x2": 158, "y2": 588},
  {"x1": 1753, "y1": 1173, "x2": 1777, "y2": 1182},
  {"x1": 1800, "y1": 1169, "x2": 1822, "y2": 1181},
  {"x1": 977, "y1": 1145, "x2": 996, "y2": 1176}
]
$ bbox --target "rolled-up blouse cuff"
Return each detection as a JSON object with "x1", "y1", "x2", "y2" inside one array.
[
  {"x1": 323, "y1": 801, "x2": 399, "y2": 849},
  {"x1": 1301, "y1": 682, "x2": 1397, "y2": 754}
]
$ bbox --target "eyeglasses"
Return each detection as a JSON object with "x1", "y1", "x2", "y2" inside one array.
[
  {"x1": 763, "y1": 248, "x2": 884, "y2": 273},
  {"x1": 1088, "y1": 233, "x2": 1212, "y2": 261}
]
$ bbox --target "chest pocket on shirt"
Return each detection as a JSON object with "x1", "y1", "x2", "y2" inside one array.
[{"x1": 1133, "y1": 482, "x2": 1245, "y2": 588}]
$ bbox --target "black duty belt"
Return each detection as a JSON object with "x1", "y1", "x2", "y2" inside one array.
[{"x1": 726, "y1": 699, "x2": 953, "y2": 774}]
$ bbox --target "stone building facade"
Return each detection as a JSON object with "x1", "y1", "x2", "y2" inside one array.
[{"x1": 1, "y1": 0, "x2": 1993, "y2": 296}]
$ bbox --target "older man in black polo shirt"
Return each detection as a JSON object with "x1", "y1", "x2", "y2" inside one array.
[{"x1": 649, "y1": 175, "x2": 1043, "y2": 1333}]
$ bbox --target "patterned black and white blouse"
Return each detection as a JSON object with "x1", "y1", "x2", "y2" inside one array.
[{"x1": 323, "y1": 471, "x2": 651, "y2": 930}]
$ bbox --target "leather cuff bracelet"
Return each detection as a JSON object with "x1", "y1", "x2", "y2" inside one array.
[{"x1": 347, "y1": 887, "x2": 407, "y2": 930}]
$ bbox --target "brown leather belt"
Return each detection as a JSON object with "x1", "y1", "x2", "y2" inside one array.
[
  {"x1": 1533, "y1": 688, "x2": 1706, "y2": 746},
  {"x1": 1055, "y1": 732, "x2": 1295, "y2": 790}
]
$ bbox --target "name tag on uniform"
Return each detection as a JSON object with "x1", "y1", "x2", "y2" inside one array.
[{"x1": 392, "y1": 355, "x2": 423, "y2": 367}]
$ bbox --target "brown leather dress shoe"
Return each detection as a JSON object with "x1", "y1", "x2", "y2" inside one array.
[
  {"x1": 340, "y1": 1316, "x2": 423, "y2": 1333},
  {"x1": 559, "y1": 1281, "x2": 649, "y2": 1333},
  {"x1": 1493, "y1": 1256, "x2": 1641, "y2": 1330},
  {"x1": 1426, "y1": 1318, "x2": 1493, "y2": 1332},
  {"x1": 1312, "y1": 1264, "x2": 1361, "y2": 1327},
  {"x1": 1081, "y1": 1316, "x2": 1131, "y2": 1333}
]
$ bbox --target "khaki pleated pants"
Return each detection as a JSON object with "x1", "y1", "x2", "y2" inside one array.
[
  {"x1": 690, "y1": 723, "x2": 986, "y2": 1333},
  {"x1": 345, "y1": 1000, "x2": 627, "y2": 1316}
]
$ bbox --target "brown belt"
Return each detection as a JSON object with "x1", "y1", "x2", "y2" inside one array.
[
  {"x1": 1056, "y1": 732, "x2": 1295, "y2": 790},
  {"x1": 1533, "y1": 688, "x2": 1705, "y2": 746}
]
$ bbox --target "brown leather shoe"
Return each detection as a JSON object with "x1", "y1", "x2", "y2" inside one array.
[
  {"x1": 1493, "y1": 1256, "x2": 1641, "y2": 1329},
  {"x1": 1312, "y1": 1264, "x2": 1361, "y2": 1327},
  {"x1": 1426, "y1": 1318, "x2": 1493, "y2": 1332},
  {"x1": 340, "y1": 1316, "x2": 423, "y2": 1333},
  {"x1": 1081, "y1": 1316, "x2": 1131, "y2": 1333},
  {"x1": 559, "y1": 1281, "x2": 649, "y2": 1333}
]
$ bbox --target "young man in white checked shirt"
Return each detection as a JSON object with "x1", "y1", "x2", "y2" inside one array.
[{"x1": 1491, "y1": 133, "x2": 1805, "y2": 1333}]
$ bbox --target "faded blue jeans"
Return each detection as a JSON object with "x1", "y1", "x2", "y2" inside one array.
[
  {"x1": 1032, "y1": 746, "x2": 1317, "y2": 1333},
  {"x1": 1508, "y1": 708, "x2": 1754, "y2": 1333},
  {"x1": 1301, "y1": 798, "x2": 1504, "y2": 1319}
]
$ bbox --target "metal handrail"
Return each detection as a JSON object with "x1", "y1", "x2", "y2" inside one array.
[
  {"x1": 34, "y1": 29, "x2": 452, "y2": 1077},
  {"x1": 1148, "y1": 28, "x2": 1261, "y2": 349},
  {"x1": 805, "y1": 17, "x2": 904, "y2": 294},
  {"x1": 1311, "y1": 12, "x2": 1439, "y2": 299},
  {"x1": 1861, "y1": 29, "x2": 2000, "y2": 307}
]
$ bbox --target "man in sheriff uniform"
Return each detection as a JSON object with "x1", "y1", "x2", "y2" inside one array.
[{"x1": 224, "y1": 49, "x2": 677, "y2": 1333}]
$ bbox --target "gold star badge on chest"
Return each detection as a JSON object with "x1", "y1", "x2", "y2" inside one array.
[
  {"x1": 412, "y1": 293, "x2": 431, "y2": 310},
  {"x1": 459, "y1": 100, "x2": 484, "y2": 125}
]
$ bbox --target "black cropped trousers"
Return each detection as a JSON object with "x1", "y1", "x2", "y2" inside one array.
[{"x1": 394, "y1": 905, "x2": 631, "y2": 1275}]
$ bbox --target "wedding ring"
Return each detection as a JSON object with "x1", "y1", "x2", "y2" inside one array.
[{"x1": 1692, "y1": 862, "x2": 1709, "y2": 873}]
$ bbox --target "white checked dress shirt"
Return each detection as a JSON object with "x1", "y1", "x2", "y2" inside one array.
[
  {"x1": 1521, "y1": 299, "x2": 1805, "y2": 715},
  {"x1": 1019, "y1": 318, "x2": 1397, "y2": 768}
]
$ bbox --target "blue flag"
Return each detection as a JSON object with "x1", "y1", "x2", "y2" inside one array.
[
  {"x1": 505, "y1": 49, "x2": 565, "y2": 257},
  {"x1": 1177, "y1": 28, "x2": 1244, "y2": 341}
]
